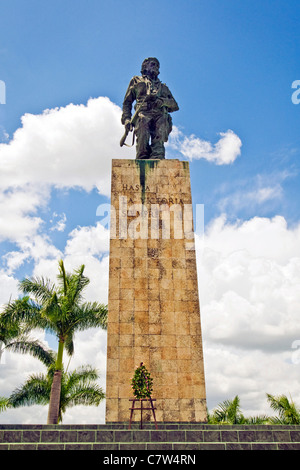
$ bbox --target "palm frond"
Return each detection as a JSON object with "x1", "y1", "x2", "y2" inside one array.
[
  {"x1": 19, "y1": 277, "x2": 56, "y2": 303},
  {"x1": 268, "y1": 415, "x2": 284, "y2": 425},
  {"x1": 244, "y1": 415, "x2": 270, "y2": 424},
  {"x1": 63, "y1": 384, "x2": 105, "y2": 408},
  {"x1": 41, "y1": 292, "x2": 62, "y2": 324},
  {"x1": 9, "y1": 373, "x2": 51, "y2": 408},
  {"x1": 266, "y1": 393, "x2": 300, "y2": 424},
  {"x1": 57, "y1": 260, "x2": 89, "y2": 301},
  {"x1": 0, "y1": 397, "x2": 10, "y2": 413},
  {"x1": 70, "y1": 302, "x2": 108, "y2": 332},
  {"x1": 57, "y1": 259, "x2": 68, "y2": 295},
  {"x1": 7, "y1": 360, "x2": 104, "y2": 422},
  {"x1": 66, "y1": 366, "x2": 99, "y2": 391},
  {"x1": 0, "y1": 314, "x2": 22, "y2": 343},
  {"x1": 5, "y1": 337, "x2": 55, "y2": 367},
  {"x1": 209, "y1": 395, "x2": 244, "y2": 424},
  {"x1": 1, "y1": 297, "x2": 42, "y2": 328},
  {"x1": 66, "y1": 265, "x2": 90, "y2": 306}
]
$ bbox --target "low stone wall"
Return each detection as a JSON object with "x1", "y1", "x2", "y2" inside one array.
[{"x1": 1, "y1": 423, "x2": 300, "y2": 450}]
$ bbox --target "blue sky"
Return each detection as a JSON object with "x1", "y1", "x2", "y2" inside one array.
[
  {"x1": 1, "y1": 0, "x2": 300, "y2": 228},
  {"x1": 1, "y1": 0, "x2": 300, "y2": 423}
]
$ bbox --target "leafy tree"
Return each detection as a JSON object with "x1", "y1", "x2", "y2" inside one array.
[
  {"x1": 2, "y1": 259, "x2": 107, "y2": 424},
  {"x1": 243, "y1": 414, "x2": 270, "y2": 425},
  {"x1": 7, "y1": 356, "x2": 105, "y2": 423},
  {"x1": 267, "y1": 393, "x2": 300, "y2": 424},
  {"x1": 0, "y1": 312, "x2": 53, "y2": 367},
  {"x1": 208, "y1": 395, "x2": 245, "y2": 424},
  {"x1": 208, "y1": 395, "x2": 270, "y2": 425}
]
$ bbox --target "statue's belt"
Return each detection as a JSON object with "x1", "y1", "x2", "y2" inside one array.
[{"x1": 135, "y1": 100, "x2": 162, "y2": 112}]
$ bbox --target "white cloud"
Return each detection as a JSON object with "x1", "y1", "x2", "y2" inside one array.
[
  {"x1": 0, "y1": 125, "x2": 9, "y2": 142},
  {"x1": 219, "y1": 186, "x2": 283, "y2": 214},
  {"x1": 168, "y1": 127, "x2": 242, "y2": 164},
  {"x1": 0, "y1": 330, "x2": 51, "y2": 424},
  {"x1": 2, "y1": 251, "x2": 29, "y2": 276},
  {"x1": 2, "y1": 234, "x2": 63, "y2": 278},
  {"x1": 199, "y1": 214, "x2": 300, "y2": 263},
  {"x1": 0, "y1": 96, "x2": 129, "y2": 276},
  {"x1": 0, "y1": 186, "x2": 49, "y2": 243},
  {"x1": 198, "y1": 215, "x2": 300, "y2": 413},
  {"x1": 65, "y1": 222, "x2": 109, "y2": 258},
  {"x1": 217, "y1": 170, "x2": 295, "y2": 217},
  {"x1": 50, "y1": 212, "x2": 67, "y2": 232},
  {"x1": 0, "y1": 271, "x2": 19, "y2": 308},
  {"x1": 255, "y1": 186, "x2": 283, "y2": 203},
  {"x1": 0, "y1": 97, "x2": 135, "y2": 196},
  {"x1": 31, "y1": 222, "x2": 110, "y2": 304}
]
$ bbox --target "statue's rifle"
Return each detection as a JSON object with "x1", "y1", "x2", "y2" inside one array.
[{"x1": 120, "y1": 94, "x2": 148, "y2": 147}]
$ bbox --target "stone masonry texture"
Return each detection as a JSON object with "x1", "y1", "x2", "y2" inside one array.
[
  {"x1": 105, "y1": 159, "x2": 207, "y2": 422},
  {"x1": 1, "y1": 424, "x2": 300, "y2": 451}
]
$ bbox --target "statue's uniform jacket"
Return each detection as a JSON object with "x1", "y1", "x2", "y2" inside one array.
[{"x1": 121, "y1": 75, "x2": 179, "y2": 159}]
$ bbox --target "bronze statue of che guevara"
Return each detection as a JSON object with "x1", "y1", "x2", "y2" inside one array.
[{"x1": 120, "y1": 58, "x2": 179, "y2": 160}]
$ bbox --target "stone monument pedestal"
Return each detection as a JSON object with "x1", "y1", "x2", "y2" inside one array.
[{"x1": 105, "y1": 159, "x2": 207, "y2": 422}]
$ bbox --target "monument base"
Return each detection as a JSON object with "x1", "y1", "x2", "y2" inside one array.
[{"x1": 105, "y1": 159, "x2": 207, "y2": 422}]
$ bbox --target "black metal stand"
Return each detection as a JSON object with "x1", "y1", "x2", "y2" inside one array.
[{"x1": 128, "y1": 398, "x2": 158, "y2": 429}]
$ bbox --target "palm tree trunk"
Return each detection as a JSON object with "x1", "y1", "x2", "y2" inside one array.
[
  {"x1": 47, "y1": 370, "x2": 62, "y2": 424},
  {"x1": 47, "y1": 339, "x2": 64, "y2": 424}
]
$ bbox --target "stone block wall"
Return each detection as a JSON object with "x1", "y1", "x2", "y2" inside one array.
[{"x1": 105, "y1": 159, "x2": 206, "y2": 422}]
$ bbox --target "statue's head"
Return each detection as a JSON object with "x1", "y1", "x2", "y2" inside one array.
[{"x1": 141, "y1": 57, "x2": 160, "y2": 78}]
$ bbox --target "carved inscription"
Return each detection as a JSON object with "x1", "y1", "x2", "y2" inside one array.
[{"x1": 122, "y1": 183, "x2": 185, "y2": 205}]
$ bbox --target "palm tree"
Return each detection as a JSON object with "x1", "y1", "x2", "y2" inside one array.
[
  {"x1": 208, "y1": 395, "x2": 270, "y2": 424},
  {"x1": 2, "y1": 259, "x2": 107, "y2": 424},
  {"x1": 0, "y1": 313, "x2": 53, "y2": 366},
  {"x1": 208, "y1": 395, "x2": 245, "y2": 424},
  {"x1": 267, "y1": 393, "x2": 300, "y2": 424},
  {"x1": 243, "y1": 415, "x2": 270, "y2": 425},
  {"x1": 7, "y1": 358, "x2": 105, "y2": 423}
]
